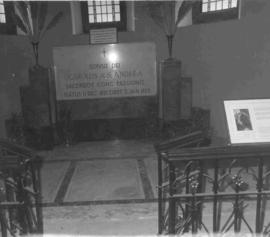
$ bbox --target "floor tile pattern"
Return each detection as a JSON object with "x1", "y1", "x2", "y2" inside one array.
[{"x1": 36, "y1": 139, "x2": 270, "y2": 235}]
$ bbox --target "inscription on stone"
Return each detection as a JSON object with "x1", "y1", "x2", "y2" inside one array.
[{"x1": 53, "y1": 42, "x2": 157, "y2": 100}]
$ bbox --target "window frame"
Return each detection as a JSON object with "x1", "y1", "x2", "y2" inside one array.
[
  {"x1": 81, "y1": 1, "x2": 127, "y2": 33},
  {"x1": 0, "y1": 1, "x2": 16, "y2": 34},
  {"x1": 0, "y1": 0, "x2": 6, "y2": 24},
  {"x1": 192, "y1": 0, "x2": 239, "y2": 24}
]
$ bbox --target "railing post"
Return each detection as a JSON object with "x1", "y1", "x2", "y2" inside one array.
[
  {"x1": 168, "y1": 161, "x2": 176, "y2": 234},
  {"x1": 191, "y1": 193, "x2": 197, "y2": 233},
  {"x1": 0, "y1": 187, "x2": 8, "y2": 237},
  {"x1": 234, "y1": 186, "x2": 240, "y2": 233},
  {"x1": 17, "y1": 172, "x2": 28, "y2": 234},
  {"x1": 34, "y1": 161, "x2": 44, "y2": 234},
  {"x1": 184, "y1": 163, "x2": 191, "y2": 233},
  {"x1": 213, "y1": 159, "x2": 219, "y2": 232},
  {"x1": 198, "y1": 160, "x2": 204, "y2": 230},
  {"x1": 157, "y1": 153, "x2": 163, "y2": 234},
  {"x1": 5, "y1": 169, "x2": 17, "y2": 234},
  {"x1": 256, "y1": 157, "x2": 263, "y2": 233},
  {"x1": 0, "y1": 210, "x2": 8, "y2": 237}
]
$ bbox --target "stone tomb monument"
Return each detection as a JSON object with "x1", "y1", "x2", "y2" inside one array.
[{"x1": 53, "y1": 42, "x2": 158, "y2": 140}]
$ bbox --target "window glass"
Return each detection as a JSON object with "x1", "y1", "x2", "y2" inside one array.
[
  {"x1": 0, "y1": 0, "x2": 6, "y2": 23},
  {"x1": 201, "y1": 0, "x2": 237, "y2": 13},
  {"x1": 223, "y1": 0, "x2": 229, "y2": 9},
  {"x1": 107, "y1": 14, "x2": 112, "y2": 22},
  {"x1": 115, "y1": 5, "x2": 120, "y2": 13},
  {"x1": 87, "y1": 0, "x2": 121, "y2": 23},
  {"x1": 96, "y1": 14, "x2": 101, "y2": 22},
  {"x1": 89, "y1": 15, "x2": 94, "y2": 23},
  {"x1": 96, "y1": 6, "x2": 101, "y2": 14},
  {"x1": 231, "y1": 0, "x2": 237, "y2": 7},
  {"x1": 88, "y1": 6, "x2": 93, "y2": 14},
  {"x1": 210, "y1": 2, "x2": 216, "y2": 11},
  {"x1": 115, "y1": 13, "x2": 120, "y2": 21},
  {"x1": 202, "y1": 3, "x2": 208, "y2": 12},
  {"x1": 216, "y1": 1, "x2": 222, "y2": 10},
  {"x1": 107, "y1": 5, "x2": 112, "y2": 13},
  {"x1": 81, "y1": 0, "x2": 127, "y2": 32}
]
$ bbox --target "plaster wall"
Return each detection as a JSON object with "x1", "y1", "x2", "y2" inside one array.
[
  {"x1": 174, "y1": 0, "x2": 270, "y2": 140},
  {"x1": 0, "y1": 0, "x2": 269, "y2": 142},
  {"x1": 0, "y1": 1, "x2": 167, "y2": 137}
]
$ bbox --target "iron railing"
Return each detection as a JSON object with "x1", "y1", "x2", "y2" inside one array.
[
  {"x1": 0, "y1": 139, "x2": 43, "y2": 237},
  {"x1": 157, "y1": 144, "x2": 270, "y2": 235},
  {"x1": 155, "y1": 130, "x2": 210, "y2": 234}
]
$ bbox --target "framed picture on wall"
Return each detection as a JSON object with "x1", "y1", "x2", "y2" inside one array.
[{"x1": 224, "y1": 99, "x2": 270, "y2": 145}]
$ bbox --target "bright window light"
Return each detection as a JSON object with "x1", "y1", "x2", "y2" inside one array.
[
  {"x1": 87, "y1": 0, "x2": 121, "y2": 24},
  {"x1": 0, "y1": 0, "x2": 6, "y2": 23},
  {"x1": 201, "y1": 0, "x2": 238, "y2": 13}
]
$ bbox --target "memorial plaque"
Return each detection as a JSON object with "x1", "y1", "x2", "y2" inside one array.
[{"x1": 53, "y1": 42, "x2": 157, "y2": 101}]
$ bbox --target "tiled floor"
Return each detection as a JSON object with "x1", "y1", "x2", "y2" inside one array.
[
  {"x1": 38, "y1": 139, "x2": 159, "y2": 235},
  {"x1": 39, "y1": 139, "x2": 158, "y2": 204},
  {"x1": 37, "y1": 139, "x2": 270, "y2": 235},
  {"x1": 43, "y1": 203, "x2": 158, "y2": 235}
]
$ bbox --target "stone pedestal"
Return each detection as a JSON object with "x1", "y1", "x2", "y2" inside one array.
[
  {"x1": 159, "y1": 59, "x2": 182, "y2": 121},
  {"x1": 180, "y1": 77, "x2": 192, "y2": 119},
  {"x1": 20, "y1": 66, "x2": 54, "y2": 149}
]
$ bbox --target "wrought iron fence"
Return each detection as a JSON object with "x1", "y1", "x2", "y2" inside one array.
[
  {"x1": 155, "y1": 130, "x2": 210, "y2": 234},
  {"x1": 157, "y1": 144, "x2": 270, "y2": 235},
  {"x1": 0, "y1": 139, "x2": 43, "y2": 237}
]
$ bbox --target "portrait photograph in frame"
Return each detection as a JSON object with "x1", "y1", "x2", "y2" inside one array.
[{"x1": 224, "y1": 99, "x2": 270, "y2": 145}]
